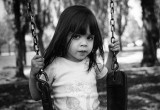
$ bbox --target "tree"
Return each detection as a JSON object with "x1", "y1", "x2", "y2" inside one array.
[
  {"x1": 115, "y1": 0, "x2": 129, "y2": 51},
  {"x1": 3, "y1": 0, "x2": 30, "y2": 77},
  {"x1": 0, "y1": 22, "x2": 14, "y2": 55},
  {"x1": 13, "y1": 0, "x2": 26, "y2": 77},
  {"x1": 141, "y1": 0, "x2": 160, "y2": 66},
  {"x1": 0, "y1": 22, "x2": 7, "y2": 54}
]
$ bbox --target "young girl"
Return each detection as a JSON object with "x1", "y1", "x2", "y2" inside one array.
[{"x1": 29, "y1": 5, "x2": 120, "y2": 110}]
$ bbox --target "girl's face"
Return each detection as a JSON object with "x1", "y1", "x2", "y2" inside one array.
[{"x1": 65, "y1": 26, "x2": 94, "y2": 62}]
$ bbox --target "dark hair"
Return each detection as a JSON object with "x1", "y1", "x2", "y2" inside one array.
[{"x1": 43, "y1": 5, "x2": 104, "y2": 71}]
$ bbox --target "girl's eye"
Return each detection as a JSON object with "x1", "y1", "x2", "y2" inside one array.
[
  {"x1": 72, "y1": 34, "x2": 81, "y2": 39},
  {"x1": 87, "y1": 35, "x2": 94, "y2": 40}
]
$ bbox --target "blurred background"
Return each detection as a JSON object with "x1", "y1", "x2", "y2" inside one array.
[{"x1": 0, "y1": 0, "x2": 160, "y2": 110}]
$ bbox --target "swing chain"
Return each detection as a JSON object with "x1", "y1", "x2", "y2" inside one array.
[
  {"x1": 27, "y1": 1, "x2": 39, "y2": 55},
  {"x1": 27, "y1": 0, "x2": 48, "y2": 81},
  {"x1": 110, "y1": 0, "x2": 119, "y2": 71}
]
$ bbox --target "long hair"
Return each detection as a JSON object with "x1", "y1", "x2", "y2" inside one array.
[{"x1": 43, "y1": 5, "x2": 104, "y2": 71}]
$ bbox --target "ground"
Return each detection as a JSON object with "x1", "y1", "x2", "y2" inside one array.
[{"x1": 0, "y1": 47, "x2": 160, "y2": 110}]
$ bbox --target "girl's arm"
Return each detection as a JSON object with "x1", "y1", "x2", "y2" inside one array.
[
  {"x1": 29, "y1": 73, "x2": 41, "y2": 100},
  {"x1": 105, "y1": 39, "x2": 120, "y2": 73},
  {"x1": 106, "y1": 51, "x2": 114, "y2": 73},
  {"x1": 29, "y1": 55, "x2": 44, "y2": 101}
]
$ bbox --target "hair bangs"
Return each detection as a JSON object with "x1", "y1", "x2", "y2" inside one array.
[
  {"x1": 71, "y1": 14, "x2": 99, "y2": 37},
  {"x1": 69, "y1": 13, "x2": 92, "y2": 35}
]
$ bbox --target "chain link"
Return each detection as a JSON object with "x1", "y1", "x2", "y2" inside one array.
[
  {"x1": 110, "y1": 0, "x2": 119, "y2": 72},
  {"x1": 27, "y1": 0, "x2": 48, "y2": 81},
  {"x1": 28, "y1": 1, "x2": 39, "y2": 55}
]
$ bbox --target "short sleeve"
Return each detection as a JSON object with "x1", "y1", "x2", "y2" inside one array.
[{"x1": 95, "y1": 63, "x2": 108, "y2": 79}]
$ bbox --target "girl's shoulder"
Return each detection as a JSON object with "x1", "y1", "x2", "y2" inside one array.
[
  {"x1": 47, "y1": 57, "x2": 78, "y2": 67},
  {"x1": 50, "y1": 57, "x2": 66, "y2": 64},
  {"x1": 45, "y1": 57, "x2": 62, "y2": 70}
]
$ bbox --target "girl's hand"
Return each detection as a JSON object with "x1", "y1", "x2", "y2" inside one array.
[
  {"x1": 30, "y1": 55, "x2": 44, "y2": 77},
  {"x1": 108, "y1": 39, "x2": 120, "y2": 54}
]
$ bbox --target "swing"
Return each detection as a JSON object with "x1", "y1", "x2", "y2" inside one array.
[
  {"x1": 27, "y1": 0, "x2": 127, "y2": 110},
  {"x1": 27, "y1": 1, "x2": 54, "y2": 110},
  {"x1": 107, "y1": 0, "x2": 128, "y2": 110}
]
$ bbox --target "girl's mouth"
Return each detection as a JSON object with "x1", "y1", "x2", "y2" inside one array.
[
  {"x1": 78, "y1": 50, "x2": 87, "y2": 55},
  {"x1": 78, "y1": 50, "x2": 87, "y2": 53}
]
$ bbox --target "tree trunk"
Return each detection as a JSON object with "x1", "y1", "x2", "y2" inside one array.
[
  {"x1": 0, "y1": 46, "x2": 1, "y2": 55},
  {"x1": 141, "y1": 0, "x2": 160, "y2": 66},
  {"x1": 116, "y1": 0, "x2": 129, "y2": 51},
  {"x1": 117, "y1": 4, "x2": 123, "y2": 51},
  {"x1": 13, "y1": 0, "x2": 25, "y2": 77},
  {"x1": 8, "y1": 43, "x2": 11, "y2": 55},
  {"x1": 22, "y1": 25, "x2": 27, "y2": 65}
]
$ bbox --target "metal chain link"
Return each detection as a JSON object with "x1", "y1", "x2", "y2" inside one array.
[
  {"x1": 28, "y1": 1, "x2": 39, "y2": 55},
  {"x1": 110, "y1": 0, "x2": 119, "y2": 72},
  {"x1": 27, "y1": 0, "x2": 48, "y2": 81}
]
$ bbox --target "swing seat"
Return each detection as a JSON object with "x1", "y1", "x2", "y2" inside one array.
[
  {"x1": 38, "y1": 81, "x2": 54, "y2": 110},
  {"x1": 107, "y1": 70, "x2": 128, "y2": 110}
]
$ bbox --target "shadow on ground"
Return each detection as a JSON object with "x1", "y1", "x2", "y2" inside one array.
[
  {"x1": 97, "y1": 66, "x2": 160, "y2": 110},
  {"x1": 0, "y1": 65, "x2": 160, "y2": 110}
]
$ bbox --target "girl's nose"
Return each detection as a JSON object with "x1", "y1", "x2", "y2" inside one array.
[{"x1": 80, "y1": 38, "x2": 87, "y2": 47}]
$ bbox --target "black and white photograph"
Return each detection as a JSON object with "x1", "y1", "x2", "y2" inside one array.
[{"x1": 0, "y1": 0, "x2": 160, "y2": 110}]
